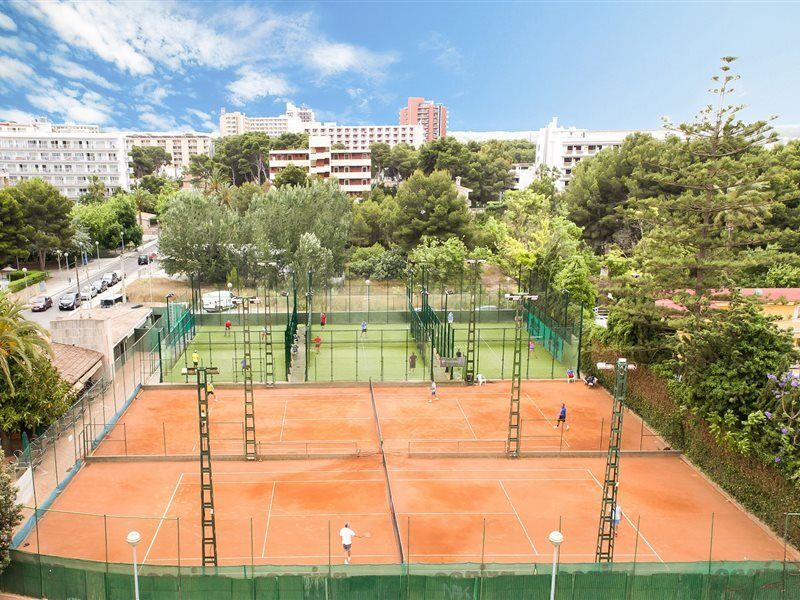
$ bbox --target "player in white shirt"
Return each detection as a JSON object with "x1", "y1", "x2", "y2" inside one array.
[{"x1": 339, "y1": 523, "x2": 357, "y2": 564}]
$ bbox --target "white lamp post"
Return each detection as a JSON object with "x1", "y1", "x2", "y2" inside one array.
[
  {"x1": 95, "y1": 240, "x2": 100, "y2": 264},
  {"x1": 365, "y1": 279, "x2": 371, "y2": 316},
  {"x1": 126, "y1": 530, "x2": 142, "y2": 600},
  {"x1": 21, "y1": 267, "x2": 27, "y2": 298},
  {"x1": 548, "y1": 530, "x2": 564, "y2": 600}
]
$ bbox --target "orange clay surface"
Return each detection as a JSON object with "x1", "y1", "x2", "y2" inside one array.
[
  {"x1": 23, "y1": 382, "x2": 794, "y2": 567},
  {"x1": 91, "y1": 381, "x2": 665, "y2": 457}
]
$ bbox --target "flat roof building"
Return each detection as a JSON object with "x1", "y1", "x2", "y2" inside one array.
[
  {"x1": 303, "y1": 123, "x2": 424, "y2": 150},
  {"x1": 219, "y1": 102, "x2": 315, "y2": 137},
  {"x1": 0, "y1": 117, "x2": 129, "y2": 200},
  {"x1": 268, "y1": 135, "x2": 371, "y2": 196}
]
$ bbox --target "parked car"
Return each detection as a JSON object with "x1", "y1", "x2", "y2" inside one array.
[
  {"x1": 101, "y1": 272, "x2": 119, "y2": 287},
  {"x1": 138, "y1": 254, "x2": 150, "y2": 265},
  {"x1": 100, "y1": 293, "x2": 124, "y2": 308},
  {"x1": 30, "y1": 295, "x2": 53, "y2": 312},
  {"x1": 202, "y1": 290, "x2": 235, "y2": 312},
  {"x1": 80, "y1": 286, "x2": 97, "y2": 301},
  {"x1": 91, "y1": 280, "x2": 106, "y2": 294},
  {"x1": 59, "y1": 293, "x2": 81, "y2": 311}
]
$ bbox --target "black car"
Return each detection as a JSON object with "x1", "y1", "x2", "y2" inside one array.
[
  {"x1": 30, "y1": 295, "x2": 53, "y2": 312},
  {"x1": 138, "y1": 254, "x2": 150, "y2": 265},
  {"x1": 59, "y1": 293, "x2": 81, "y2": 311}
]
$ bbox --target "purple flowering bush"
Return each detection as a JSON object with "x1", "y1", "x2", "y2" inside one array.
[{"x1": 760, "y1": 372, "x2": 800, "y2": 482}]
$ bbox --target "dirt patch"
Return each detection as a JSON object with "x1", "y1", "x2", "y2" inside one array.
[{"x1": 125, "y1": 277, "x2": 191, "y2": 303}]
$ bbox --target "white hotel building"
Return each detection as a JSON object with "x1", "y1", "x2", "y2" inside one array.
[
  {"x1": 124, "y1": 133, "x2": 213, "y2": 178},
  {"x1": 268, "y1": 135, "x2": 371, "y2": 196},
  {"x1": 535, "y1": 117, "x2": 668, "y2": 190},
  {"x1": 221, "y1": 103, "x2": 425, "y2": 150},
  {"x1": 0, "y1": 118, "x2": 129, "y2": 200}
]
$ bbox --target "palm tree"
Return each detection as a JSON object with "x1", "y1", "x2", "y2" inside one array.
[{"x1": 0, "y1": 290, "x2": 50, "y2": 393}]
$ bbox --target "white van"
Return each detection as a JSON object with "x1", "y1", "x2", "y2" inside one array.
[{"x1": 202, "y1": 290, "x2": 234, "y2": 312}]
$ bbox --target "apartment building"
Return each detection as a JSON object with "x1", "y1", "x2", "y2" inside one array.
[
  {"x1": 268, "y1": 135, "x2": 371, "y2": 196},
  {"x1": 125, "y1": 133, "x2": 212, "y2": 178},
  {"x1": 511, "y1": 163, "x2": 536, "y2": 190},
  {"x1": 399, "y1": 97, "x2": 448, "y2": 141},
  {"x1": 535, "y1": 117, "x2": 668, "y2": 190},
  {"x1": 219, "y1": 102, "x2": 315, "y2": 136},
  {"x1": 303, "y1": 123, "x2": 424, "y2": 150},
  {"x1": 0, "y1": 117, "x2": 129, "y2": 200}
]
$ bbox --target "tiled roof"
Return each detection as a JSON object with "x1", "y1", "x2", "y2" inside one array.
[{"x1": 50, "y1": 343, "x2": 103, "y2": 385}]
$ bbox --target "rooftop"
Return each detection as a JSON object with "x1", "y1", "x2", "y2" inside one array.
[
  {"x1": 50, "y1": 343, "x2": 103, "y2": 386},
  {"x1": 52, "y1": 305, "x2": 152, "y2": 346}
]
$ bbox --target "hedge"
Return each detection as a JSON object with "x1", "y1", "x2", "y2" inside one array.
[
  {"x1": 7, "y1": 271, "x2": 47, "y2": 293},
  {"x1": 582, "y1": 338, "x2": 800, "y2": 548}
]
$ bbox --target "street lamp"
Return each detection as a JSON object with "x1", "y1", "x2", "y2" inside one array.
[
  {"x1": 365, "y1": 279, "x2": 371, "y2": 317},
  {"x1": 95, "y1": 240, "x2": 100, "y2": 264},
  {"x1": 55, "y1": 250, "x2": 62, "y2": 272},
  {"x1": 281, "y1": 291, "x2": 290, "y2": 317},
  {"x1": 21, "y1": 267, "x2": 27, "y2": 298},
  {"x1": 548, "y1": 530, "x2": 564, "y2": 600},
  {"x1": 126, "y1": 530, "x2": 142, "y2": 600}
]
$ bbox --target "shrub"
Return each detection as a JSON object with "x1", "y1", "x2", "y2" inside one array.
[{"x1": 7, "y1": 271, "x2": 47, "y2": 293}]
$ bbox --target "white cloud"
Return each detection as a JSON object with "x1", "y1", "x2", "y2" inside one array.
[
  {"x1": 186, "y1": 108, "x2": 215, "y2": 131},
  {"x1": 186, "y1": 108, "x2": 211, "y2": 121},
  {"x1": 139, "y1": 111, "x2": 180, "y2": 131},
  {"x1": 227, "y1": 66, "x2": 293, "y2": 105},
  {"x1": 25, "y1": 1, "x2": 240, "y2": 75},
  {"x1": 308, "y1": 42, "x2": 397, "y2": 80},
  {"x1": 0, "y1": 55, "x2": 35, "y2": 85},
  {"x1": 0, "y1": 107, "x2": 36, "y2": 123},
  {"x1": 27, "y1": 85, "x2": 114, "y2": 125},
  {"x1": 420, "y1": 33, "x2": 463, "y2": 72},
  {"x1": 0, "y1": 37, "x2": 37, "y2": 56},
  {"x1": 51, "y1": 55, "x2": 118, "y2": 90},
  {"x1": 134, "y1": 80, "x2": 173, "y2": 104},
  {"x1": 0, "y1": 12, "x2": 17, "y2": 31}
]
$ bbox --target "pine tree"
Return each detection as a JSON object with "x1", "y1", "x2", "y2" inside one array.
[{"x1": 630, "y1": 57, "x2": 781, "y2": 315}]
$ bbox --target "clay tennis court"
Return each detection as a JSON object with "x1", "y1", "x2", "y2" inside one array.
[
  {"x1": 88, "y1": 381, "x2": 664, "y2": 458},
  {"x1": 21, "y1": 382, "x2": 795, "y2": 567}
]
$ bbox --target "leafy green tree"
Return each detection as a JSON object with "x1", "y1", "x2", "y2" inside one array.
[
  {"x1": 764, "y1": 263, "x2": 800, "y2": 287},
  {"x1": 564, "y1": 132, "x2": 666, "y2": 251},
  {"x1": 677, "y1": 297, "x2": 797, "y2": 419},
  {"x1": 137, "y1": 175, "x2": 177, "y2": 196},
  {"x1": 388, "y1": 144, "x2": 419, "y2": 180},
  {"x1": 273, "y1": 164, "x2": 309, "y2": 188},
  {"x1": 0, "y1": 353, "x2": 74, "y2": 433},
  {"x1": 292, "y1": 232, "x2": 333, "y2": 290},
  {"x1": 349, "y1": 244, "x2": 386, "y2": 277},
  {"x1": 393, "y1": 171, "x2": 473, "y2": 250},
  {"x1": 158, "y1": 192, "x2": 234, "y2": 282},
  {"x1": 0, "y1": 448, "x2": 21, "y2": 571},
  {"x1": 0, "y1": 192, "x2": 31, "y2": 265},
  {"x1": 72, "y1": 194, "x2": 143, "y2": 250},
  {"x1": 0, "y1": 290, "x2": 50, "y2": 393},
  {"x1": 128, "y1": 146, "x2": 172, "y2": 179},
  {"x1": 271, "y1": 132, "x2": 308, "y2": 150},
  {"x1": 187, "y1": 154, "x2": 215, "y2": 190},
  {"x1": 468, "y1": 148, "x2": 514, "y2": 205},
  {"x1": 629, "y1": 57, "x2": 782, "y2": 315},
  {"x1": 251, "y1": 180, "x2": 352, "y2": 276},
  {"x1": 212, "y1": 132, "x2": 271, "y2": 185},
  {"x1": 79, "y1": 175, "x2": 108, "y2": 204},
  {"x1": 8, "y1": 179, "x2": 74, "y2": 270},
  {"x1": 350, "y1": 191, "x2": 397, "y2": 248},
  {"x1": 371, "y1": 142, "x2": 391, "y2": 178},
  {"x1": 408, "y1": 237, "x2": 468, "y2": 285},
  {"x1": 419, "y1": 137, "x2": 472, "y2": 177}
]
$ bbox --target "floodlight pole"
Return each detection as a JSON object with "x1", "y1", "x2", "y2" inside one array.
[
  {"x1": 595, "y1": 358, "x2": 635, "y2": 563},
  {"x1": 464, "y1": 259, "x2": 485, "y2": 385}
]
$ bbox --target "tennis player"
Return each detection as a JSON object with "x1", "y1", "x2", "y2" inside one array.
[{"x1": 339, "y1": 522, "x2": 357, "y2": 564}]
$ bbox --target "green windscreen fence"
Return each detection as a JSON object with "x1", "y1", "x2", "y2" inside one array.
[{"x1": 3, "y1": 552, "x2": 799, "y2": 600}]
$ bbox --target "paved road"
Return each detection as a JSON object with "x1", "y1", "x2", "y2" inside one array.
[{"x1": 21, "y1": 239, "x2": 159, "y2": 329}]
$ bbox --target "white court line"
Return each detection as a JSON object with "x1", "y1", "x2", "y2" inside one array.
[
  {"x1": 455, "y1": 398, "x2": 478, "y2": 439},
  {"x1": 261, "y1": 482, "x2": 276, "y2": 558},
  {"x1": 400, "y1": 511, "x2": 515, "y2": 516},
  {"x1": 279, "y1": 401, "x2": 288, "y2": 441},
  {"x1": 586, "y1": 468, "x2": 664, "y2": 563},
  {"x1": 394, "y1": 477, "x2": 594, "y2": 483},
  {"x1": 181, "y1": 479, "x2": 385, "y2": 485},
  {"x1": 478, "y1": 331, "x2": 502, "y2": 362},
  {"x1": 499, "y1": 480, "x2": 538, "y2": 555},
  {"x1": 141, "y1": 472, "x2": 184, "y2": 568},
  {"x1": 148, "y1": 553, "x2": 397, "y2": 562}
]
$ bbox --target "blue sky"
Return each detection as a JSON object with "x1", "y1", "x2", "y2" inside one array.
[{"x1": 0, "y1": 1, "x2": 798, "y2": 134}]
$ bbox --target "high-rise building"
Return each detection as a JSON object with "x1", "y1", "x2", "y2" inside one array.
[
  {"x1": 535, "y1": 117, "x2": 669, "y2": 190},
  {"x1": 125, "y1": 133, "x2": 213, "y2": 178},
  {"x1": 219, "y1": 102, "x2": 315, "y2": 136},
  {"x1": 399, "y1": 97, "x2": 447, "y2": 141},
  {"x1": 268, "y1": 135, "x2": 371, "y2": 196},
  {"x1": 0, "y1": 117, "x2": 129, "y2": 200}
]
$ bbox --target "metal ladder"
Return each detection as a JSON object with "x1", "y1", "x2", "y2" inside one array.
[
  {"x1": 506, "y1": 304, "x2": 524, "y2": 457},
  {"x1": 262, "y1": 287, "x2": 275, "y2": 386},
  {"x1": 464, "y1": 263, "x2": 480, "y2": 384},
  {"x1": 241, "y1": 301, "x2": 257, "y2": 460},
  {"x1": 595, "y1": 358, "x2": 628, "y2": 562},
  {"x1": 196, "y1": 368, "x2": 218, "y2": 566}
]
